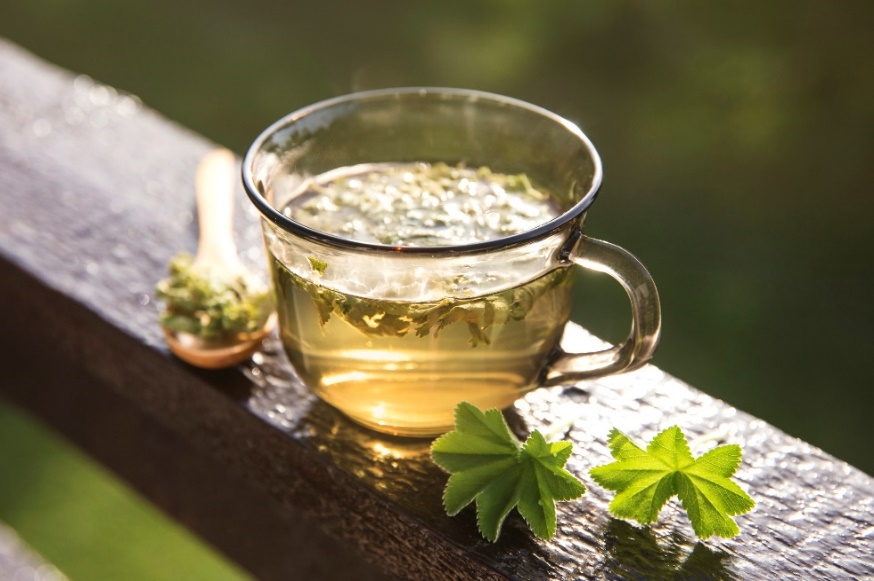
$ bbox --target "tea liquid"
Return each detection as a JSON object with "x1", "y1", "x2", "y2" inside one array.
[{"x1": 270, "y1": 163, "x2": 571, "y2": 436}]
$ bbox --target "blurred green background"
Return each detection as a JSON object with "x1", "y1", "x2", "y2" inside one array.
[{"x1": 1, "y1": 0, "x2": 872, "y2": 578}]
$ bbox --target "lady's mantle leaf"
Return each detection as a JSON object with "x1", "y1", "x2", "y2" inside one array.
[
  {"x1": 431, "y1": 402, "x2": 585, "y2": 542},
  {"x1": 590, "y1": 427, "x2": 755, "y2": 539}
]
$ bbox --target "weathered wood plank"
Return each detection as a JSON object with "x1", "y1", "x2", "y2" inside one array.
[
  {"x1": 0, "y1": 38, "x2": 872, "y2": 580},
  {"x1": 1, "y1": 287, "x2": 386, "y2": 581}
]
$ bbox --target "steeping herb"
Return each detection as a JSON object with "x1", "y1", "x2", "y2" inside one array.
[
  {"x1": 284, "y1": 162, "x2": 560, "y2": 247},
  {"x1": 156, "y1": 253, "x2": 273, "y2": 342},
  {"x1": 306, "y1": 256, "x2": 328, "y2": 276},
  {"x1": 272, "y1": 261, "x2": 572, "y2": 346},
  {"x1": 274, "y1": 162, "x2": 570, "y2": 345}
]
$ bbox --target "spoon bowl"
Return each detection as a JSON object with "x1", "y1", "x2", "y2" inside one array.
[{"x1": 163, "y1": 317, "x2": 273, "y2": 369}]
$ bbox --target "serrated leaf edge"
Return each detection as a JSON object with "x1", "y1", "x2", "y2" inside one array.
[
  {"x1": 432, "y1": 403, "x2": 587, "y2": 543},
  {"x1": 591, "y1": 426, "x2": 755, "y2": 540}
]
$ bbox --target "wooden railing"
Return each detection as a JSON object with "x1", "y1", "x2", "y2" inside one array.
[{"x1": 1, "y1": 38, "x2": 872, "y2": 580}]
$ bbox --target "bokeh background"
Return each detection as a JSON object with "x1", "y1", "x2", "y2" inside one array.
[{"x1": 1, "y1": 1, "x2": 872, "y2": 579}]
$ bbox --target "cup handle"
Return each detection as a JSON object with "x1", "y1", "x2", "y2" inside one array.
[{"x1": 542, "y1": 234, "x2": 661, "y2": 386}]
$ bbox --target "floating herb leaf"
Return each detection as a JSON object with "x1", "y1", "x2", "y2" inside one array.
[
  {"x1": 273, "y1": 263, "x2": 572, "y2": 346},
  {"x1": 307, "y1": 256, "x2": 328, "y2": 276},
  {"x1": 286, "y1": 162, "x2": 559, "y2": 248}
]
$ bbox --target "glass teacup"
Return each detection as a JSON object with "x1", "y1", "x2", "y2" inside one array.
[{"x1": 243, "y1": 88, "x2": 660, "y2": 437}]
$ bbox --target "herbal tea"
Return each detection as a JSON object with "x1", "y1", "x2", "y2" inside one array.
[
  {"x1": 270, "y1": 163, "x2": 572, "y2": 435},
  {"x1": 247, "y1": 89, "x2": 661, "y2": 437}
]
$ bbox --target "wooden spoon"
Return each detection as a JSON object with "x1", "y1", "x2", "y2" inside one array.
[{"x1": 162, "y1": 148, "x2": 273, "y2": 369}]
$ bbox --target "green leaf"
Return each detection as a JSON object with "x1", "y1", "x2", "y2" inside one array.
[
  {"x1": 273, "y1": 258, "x2": 573, "y2": 345},
  {"x1": 590, "y1": 427, "x2": 755, "y2": 539},
  {"x1": 431, "y1": 402, "x2": 586, "y2": 542},
  {"x1": 306, "y1": 256, "x2": 328, "y2": 276}
]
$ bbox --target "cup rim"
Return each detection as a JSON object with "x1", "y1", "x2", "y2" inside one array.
[{"x1": 241, "y1": 87, "x2": 603, "y2": 255}]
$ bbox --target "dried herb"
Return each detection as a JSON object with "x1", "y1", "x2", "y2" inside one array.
[{"x1": 156, "y1": 253, "x2": 273, "y2": 341}]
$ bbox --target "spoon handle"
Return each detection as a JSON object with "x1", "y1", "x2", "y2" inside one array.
[{"x1": 194, "y1": 148, "x2": 244, "y2": 273}]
